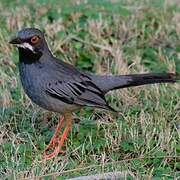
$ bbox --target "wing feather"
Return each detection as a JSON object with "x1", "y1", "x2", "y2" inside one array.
[{"x1": 45, "y1": 77, "x2": 114, "y2": 110}]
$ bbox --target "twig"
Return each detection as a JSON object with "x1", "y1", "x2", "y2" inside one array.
[
  {"x1": 22, "y1": 155, "x2": 180, "y2": 179},
  {"x1": 67, "y1": 171, "x2": 129, "y2": 180}
]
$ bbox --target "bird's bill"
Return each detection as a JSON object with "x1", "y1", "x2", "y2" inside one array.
[
  {"x1": 9, "y1": 36, "x2": 35, "y2": 52},
  {"x1": 9, "y1": 37, "x2": 22, "y2": 44}
]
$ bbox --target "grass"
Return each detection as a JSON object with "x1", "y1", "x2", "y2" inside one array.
[{"x1": 0, "y1": 0, "x2": 180, "y2": 179}]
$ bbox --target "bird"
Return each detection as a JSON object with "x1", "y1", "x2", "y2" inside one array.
[{"x1": 9, "y1": 28, "x2": 179, "y2": 159}]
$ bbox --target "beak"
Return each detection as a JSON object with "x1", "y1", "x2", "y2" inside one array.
[{"x1": 9, "y1": 36, "x2": 22, "y2": 44}]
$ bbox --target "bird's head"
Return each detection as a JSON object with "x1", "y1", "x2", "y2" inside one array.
[{"x1": 9, "y1": 28, "x2": 47, "y2": 54}]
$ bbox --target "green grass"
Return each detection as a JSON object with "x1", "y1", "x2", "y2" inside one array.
[{"x1": 0, "y1": 0, "x2": 180, "y2": 179}]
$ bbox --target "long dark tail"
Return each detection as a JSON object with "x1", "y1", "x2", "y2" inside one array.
[{"x1": 92, "y1": 73, "x2": 180, "y2": 94}]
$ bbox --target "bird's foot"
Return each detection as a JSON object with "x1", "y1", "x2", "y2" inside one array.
[
  {"x1": 42, "y1": 114, "x2": 72, "y2": 159},
  {"x1": 42, "y1": 145, "x2": 65, "y2": 159},
  {"x1": 42, "y1": 129, "x2": 68, "y2": 159},
  {"x1": 43, "y1": 116, "x2": 65, "y2": 151},
  {"x1": 42, "y1": 116, "x2": 65, "y2": 158}
]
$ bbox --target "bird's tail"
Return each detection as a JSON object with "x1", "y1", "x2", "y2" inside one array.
[{"x1": 92, "y1": 73, "x2": 180, "y2": 94}]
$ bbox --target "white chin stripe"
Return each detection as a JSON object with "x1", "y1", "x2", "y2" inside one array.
[{"x1": 16, "y1": 43, "x2": 35, "y2": 53}]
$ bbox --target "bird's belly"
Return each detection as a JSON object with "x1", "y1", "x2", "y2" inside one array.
[{"x1": 43, "y1": 96, "x2": 79, "y2": 113}]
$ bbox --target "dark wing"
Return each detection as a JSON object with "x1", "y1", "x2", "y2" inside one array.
[{"x1": 45, "y1": 74, "x2": 115, "y2": 111}]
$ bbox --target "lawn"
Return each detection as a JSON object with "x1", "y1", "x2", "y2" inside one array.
[{"x1": 0, "y1": 0, "x2": 180, "y2": 179}]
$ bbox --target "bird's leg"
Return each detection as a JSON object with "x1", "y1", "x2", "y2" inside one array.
[
  {"x1": 43, "y1": 116, "x2": 65, "y2": 154},
  {"x1": 42, "y1": 113, "x2": 72, "y2": 159}
]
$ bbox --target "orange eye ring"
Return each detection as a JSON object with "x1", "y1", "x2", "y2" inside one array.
[{"x1": 31, "y1": 36, "x2": 39, "y2": 44}]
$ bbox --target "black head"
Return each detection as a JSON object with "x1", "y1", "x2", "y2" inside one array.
[{"x1": 9, "y1": 28, "x2": 48, "y2": 54}]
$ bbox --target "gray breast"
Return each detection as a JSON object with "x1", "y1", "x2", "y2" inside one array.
[{"x1": 19, "y1": 62, "x2": 48, "y2": 108}]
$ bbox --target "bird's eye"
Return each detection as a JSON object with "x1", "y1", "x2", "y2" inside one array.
[{"x1": 31, "y1": 36, "x2": 39, "y2": 44}]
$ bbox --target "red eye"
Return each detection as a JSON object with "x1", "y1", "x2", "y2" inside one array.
[{"x1": 31, "y1": 36, "x2": 39, "y2": 44}]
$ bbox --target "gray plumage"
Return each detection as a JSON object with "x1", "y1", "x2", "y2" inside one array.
[{"x1": 9, "y1": 28, "x2": 180, "y2": 113}]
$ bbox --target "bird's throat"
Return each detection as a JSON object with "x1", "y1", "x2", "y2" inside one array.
[{"x1": 18, "y1": 48, "x2": 43, "y2": 64}]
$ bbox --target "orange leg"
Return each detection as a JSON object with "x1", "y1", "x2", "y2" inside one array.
[
  {"x1": 43, "y1": 116, "x2": 65, "y2": 153},
  {"x1": 42, "y1": 114, "x2": 72, "y2": 159}
]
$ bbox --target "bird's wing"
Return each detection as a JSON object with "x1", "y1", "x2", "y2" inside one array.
[{"x1": 45, "y1": 75, "x2": 115, "y2": 111}]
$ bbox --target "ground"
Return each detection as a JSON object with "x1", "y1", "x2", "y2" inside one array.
[{"x1": 0, "y1": 0, "x2": 180, "y2": 179}]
